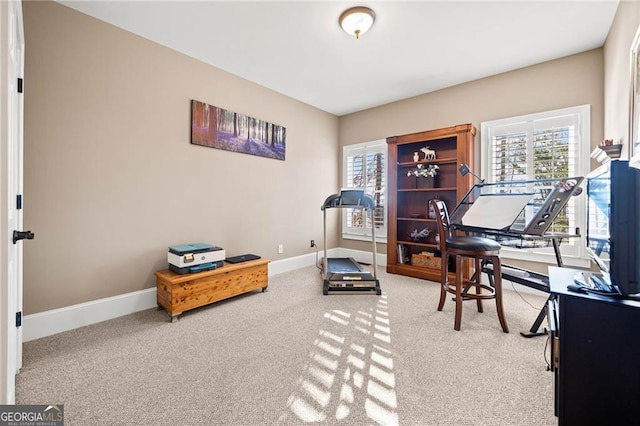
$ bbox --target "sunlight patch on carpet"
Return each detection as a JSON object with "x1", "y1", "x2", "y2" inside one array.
[{"x1": 280, "y1": 293, "x2": 399, "y2": 425}]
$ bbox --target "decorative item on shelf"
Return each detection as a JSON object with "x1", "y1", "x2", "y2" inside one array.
[
  {"x1": 411, "y1": 251, "x2": 441, "y2": 269},
  {"x1": 420, "y1": 146, "x2": 436, "y2": 160},
  {"x1": 408, "y1": 163, "x2": 439, "y2": 188},
  {"x1": 591, "y1": 138, "x2": 622, "y2": 163},
  {"x1": 407, "y1": 163, "x2": 439, "y2": 178},
  {"x1": 601, "y1": 145, "x2": 622, "y2": 158},
  {"x1": 409, "y1": 228, "x2": 430, "y2": 242},
  {"x1": 413, "y1": 152, "x2": 420, "y2": 162},
  {"x1": 601, "y1": 139, "x2": 622, "y2": 159}
]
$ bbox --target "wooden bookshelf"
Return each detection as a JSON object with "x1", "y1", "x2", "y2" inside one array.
[{"x1": 386, "y1": 124, "x2": 475, "y2": 282}]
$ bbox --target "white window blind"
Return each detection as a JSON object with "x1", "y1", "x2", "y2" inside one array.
[
  {"x1": 481, "y1": 105, "x2": 590, "y2": 265},
  {"x1": 342, "y1": 140, "x2": 387, "y2": 241}
]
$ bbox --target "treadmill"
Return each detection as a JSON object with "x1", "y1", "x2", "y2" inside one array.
[{"x1": 320, "y1": 189, "x2": 381, "y2": 295}]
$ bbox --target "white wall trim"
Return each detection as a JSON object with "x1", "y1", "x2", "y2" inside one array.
[
  {"x1": 23, "y1": 288, "x2": 158, "y2": 342},
  {"x1": 24, "y1": 248, "x2": 351, "y2": 341}
]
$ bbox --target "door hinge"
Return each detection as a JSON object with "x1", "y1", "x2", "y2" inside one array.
[
  {"x1": 16, "y1": 194, "x2": 22, "y2": 210},
  {"x1": 16, "y1": 311, "x2": 22, "y2": 327},
  {"x1": 17, "y1": 78, "x2": 23, "y2": 94}
]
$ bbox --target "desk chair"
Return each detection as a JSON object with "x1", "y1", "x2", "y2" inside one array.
[{"x1": 430, "y1": 199, "x2": 509, "y2": 333}]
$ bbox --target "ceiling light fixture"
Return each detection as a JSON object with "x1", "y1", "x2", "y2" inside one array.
[{"x1": 339, "y1": 6, "x2": 375, "y2": 39}]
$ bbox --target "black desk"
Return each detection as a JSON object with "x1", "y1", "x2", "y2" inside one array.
[{"x1": 549, "y1": 267, "x2": 640, "y2": 425}]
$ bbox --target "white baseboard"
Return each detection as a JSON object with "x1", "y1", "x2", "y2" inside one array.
[
  {"x1": 24, "y1": 248, "x2": 357, "y2": 341},
  {"x1": 23, "y1": 288, "x2": 158, "y2": 342}
]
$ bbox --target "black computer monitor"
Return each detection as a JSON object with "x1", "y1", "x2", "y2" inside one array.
[{"x1": 586, "y1": 160, "x2": 640, "y2": 296}]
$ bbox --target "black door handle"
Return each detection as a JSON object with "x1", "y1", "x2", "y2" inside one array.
[{"x1": 13, "y1": 230, "x2": 34, "y2": 244}]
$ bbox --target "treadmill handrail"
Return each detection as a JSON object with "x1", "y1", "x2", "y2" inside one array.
[{"x1": 321, "y1": 190, "x2": 376, "y2": 210}]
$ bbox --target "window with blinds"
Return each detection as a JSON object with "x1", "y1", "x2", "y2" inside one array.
[
  {"x1": 481, "y1": 105, "x2": 590, "y2": 263},
  {"x1": 342, "y1": 140, "x2": 387, "y2": 241}
]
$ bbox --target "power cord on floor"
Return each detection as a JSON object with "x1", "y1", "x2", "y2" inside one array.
[
  {"x1": 509, "y1": 280, "x2": 543, "y2": 311},
  {"x1": 544, "y1": 331, "x2": 552, "y2": 372},
  {"x1": 505, "y1": 279, "x2": 554, "y2": 372},
  {"x1": 314, "y1": 245, "x2": 322, "y2": 272}
]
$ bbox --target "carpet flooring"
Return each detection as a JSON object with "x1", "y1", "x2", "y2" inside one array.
[{"x1": 16, "y1": 265, "x2": 557, "y2": 425}]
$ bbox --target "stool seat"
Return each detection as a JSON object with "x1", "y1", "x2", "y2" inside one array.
[
  {"x1": 431, "y1": 199, "x2": 509, "y2": 333},
  {"x1": 445, "y1": 236, "x2": 501, "y2": 252}
]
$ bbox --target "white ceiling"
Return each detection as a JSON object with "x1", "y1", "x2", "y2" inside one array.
[{"x1": 57, "y1": 1, "x2": 620, "y2": 116}]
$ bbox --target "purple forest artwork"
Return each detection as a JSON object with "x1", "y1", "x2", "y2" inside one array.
[{"x1": 191, "y1": 100, "x2": 286, "y2": 161}]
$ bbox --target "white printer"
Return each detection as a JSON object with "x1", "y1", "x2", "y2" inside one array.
[{"x1": 167, "y1": 243, "x2": 225, "y2": 274}]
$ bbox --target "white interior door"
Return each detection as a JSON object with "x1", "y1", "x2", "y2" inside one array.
[{"x1": 1, "y1": 0, "x2": 24, "y2": 405}]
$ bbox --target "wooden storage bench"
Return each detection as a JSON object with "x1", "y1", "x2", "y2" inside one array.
[{"x1": 155, "y1": 258, "x2": 269, "y2": 322}]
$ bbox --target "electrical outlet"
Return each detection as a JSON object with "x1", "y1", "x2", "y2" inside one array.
[
  {"x1": 277, "y1": 244, "x2": 284, "y2": 254},
  {"x1": 310, "y1": 240, "x2": 315, "y2": 248}
]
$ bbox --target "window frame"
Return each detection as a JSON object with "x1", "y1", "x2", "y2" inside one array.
[
  {"x1": 342, "y1": 139, "x2": 387, "y2": 243},
  {"x1": 480, "y1": 105, "x2": 591, "y2": 267}
]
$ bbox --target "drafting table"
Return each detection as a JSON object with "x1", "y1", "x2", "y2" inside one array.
[{"x1": 448, "y1": 177, "x2": 584, "y2": 337}]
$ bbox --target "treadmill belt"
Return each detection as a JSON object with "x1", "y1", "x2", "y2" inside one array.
[{"x1": 327, "y1": 258, "x2": 365, "y2": 273}]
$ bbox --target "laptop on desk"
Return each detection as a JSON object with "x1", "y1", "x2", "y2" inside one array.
[{"x1": 225, "y1": 254, "x2": 261, "y2": 264}]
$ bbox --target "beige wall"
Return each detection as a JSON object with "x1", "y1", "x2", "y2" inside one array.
[
  {"x1": 604, "y1": 0, "x2": 640, "y2": 148},
  {"x1": 340, "y1": 49, "x2": 605, "y2": 263},
  {"x1": 22, "y1": 1, "x2": 339, "y2": 314}
]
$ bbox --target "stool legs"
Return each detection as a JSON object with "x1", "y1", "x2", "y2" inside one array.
[
  {"x1": 490, "y1": 256, "x2": 509, "y2": 333},
  {"x1": 454, "y1": 255, "x2": 464, "y2": 331},
  {"x1": 437, "y1": 253, "x2": 509, "y2": 333},
  {"x1": 437, "y1": 250, "x2": 448, "y2": 312},
  {"x1": 474, "y1": 258, "x2": 484, "y2": 313}
]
